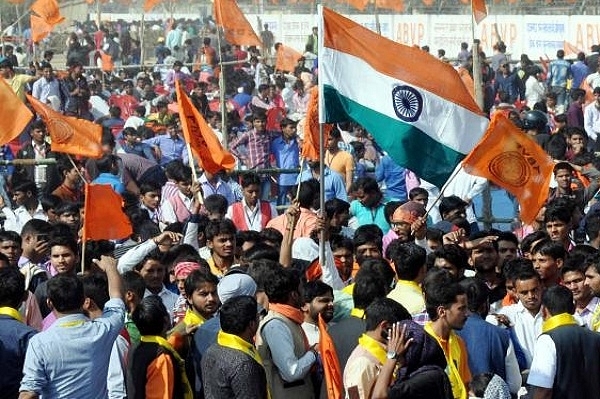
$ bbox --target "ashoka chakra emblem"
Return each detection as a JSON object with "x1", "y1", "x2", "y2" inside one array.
[
  {"x1": 392, "y1": 85, "x2": 423, "y2": 122},
  {"x1": 488, "y1": 152, "x2": 530, "y2": 187}
]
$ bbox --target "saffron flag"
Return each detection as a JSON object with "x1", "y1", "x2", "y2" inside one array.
[
  {"x1": 302, "y1": 87, "x2": 332, "y2": 161},
  {"x1": 319, "y1": 7, "x2": 488, "y2": 188},
  {"x1": 144, "y1": 0, "x2": 161, "y2": 12},
  {"x1": 462, "y1": 113, "x2": 554, "y2": 225},
  {"x1": 83, "y1": 184, "x2": 133, "y2": 241},
  {"x1": 341, "y1": 0, "x2": 369, "y2": 11},
  {"x1": 564, "y1": 40, "x2": 583, "y2": 57},
  {"x1": 30, "y1": 15, "x2": 53, "y2": 43},
  {"x1": 175, "y1": 81, "x2": 236, "y2": 174},
  {"x1": 0, "y1": 79, "x2": 33, "y2": 146},
  {"x1": 30, "y1": 0, "x2": 65, "y2": 25},
  {"x1": 318, "y1": 314, "x2": 342, "y2": 399},
  {"x1": 472, "y1": 0, "x2": 487, "y2": 24},
  {"x1": 275, "y1": 44, "x2": 303, "y2": 73},
  {"x1": 214, "y1": 0, "x2": 262, "y2": 47},
  {"x1": 27, "y1": 95, "x2": 103, "y2": 159},
  {"x1": 376, "y1": 0, "x2": 404, "y2": 12}
]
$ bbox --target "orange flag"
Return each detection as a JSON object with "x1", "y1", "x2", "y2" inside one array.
[
  {"x1": 318, "y1": 314, "x2": 343, "y2": 399},
  {"x1": 27, "y1": 95, "x2": 103, "y2": 159},
  {"x1": 144, "y1": 0, "x2": 161, "y2": 12},
  {"x1": 0, "y1": 79, "x2": 33, "y2": 146},
  {"x1": 564, "y1": 40, "x2": 582, "y2": 57},
  {"x1": 302, "y1": 87, "x2": 332, "y2": 162},
  {"x1": 83, "y1": 184, "x2": 133, "y2": 241},
  {"x1": 472, "y1": 0, "x2": 487, "y2": 24},
  {"x1": 340, "y1": 0, "x2": 369, "y2": 11},
  {"x1": 462, "y1": 113, "x2": 554, "y2": 225},
  {"x1": 214, "y1": 0, "x2": 262, "y2": 47},
  {"x1": 175, "y1": 81, "x2": 236, "y2": 174},
  {"x1": 99, "y1": 51, "x2": 114, "y2": 72},
  {"x1": 30, "y1": 0, "x2": 65, "y2": 25},
  {"x1": 30, "y1": 15, "x2": 53, "y2": 43},
  {"x1": 275, "y1": 44, "x2": 302, "y2": 73}
]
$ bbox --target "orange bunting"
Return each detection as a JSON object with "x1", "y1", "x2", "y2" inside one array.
[
  {"x1": 144, "y1": 0, "x2": 161, "y2": 12},
  {"x1": 275, "y1": 44, "x2": 303, "y2": 73},
  {"x1": 30, "y1": 0, "x2": 65, "y2": 25},
  {"x1": 214, "y1": 0, "x2": 262, "y2": 47},
  {"x1": 99, "y1": 51, "x2": 114, "y2": 72},
  {"x1": 376, "y1": 0, "x2": 404, "y2": 12},
  {"x1": 27, "y1": 95, "x2": 103, "y2": 159},
  {"x1": 83, "y1": 184, "x2": 133, "y2": 241},
  {"x1": 0, "y1": 79, "x2": 33, "y2": 146},
  {"x1": 318, "y1": 314, "x2": 343, "y2": 399},
  {"x1": 175, "y1": 81, "x2": 236, "y2": 174},
  {"x1": 472, "y1": 0, "x2": 488, "y2": 24},
  {"x1": 344, "y1": 0, "x2": 369, "y2": 11},
  {"x1": 462, "y1": 113, "x2": 554, "y2": 225}
]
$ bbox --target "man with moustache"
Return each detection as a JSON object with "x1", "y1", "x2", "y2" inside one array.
[
  {"x1": 584, "y1": 253, "x2": 600, "y2": 332},
  {"x1": 301, "y1": 281, "x2": 334, "y2": 345},
  {"x1": 561, "y1": 256, "x2": 599, "y2": 330},
  {"x1": 468, "y1": 231, "x2": 506, "y2": 307}
]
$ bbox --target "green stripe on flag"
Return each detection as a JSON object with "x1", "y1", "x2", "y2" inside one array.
[{"x1": 323, "y1": 84, "x2": 464, "y2": 188}]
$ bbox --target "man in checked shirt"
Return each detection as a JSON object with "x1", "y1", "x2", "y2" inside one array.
[{"x1": 229, "y1": 111, "x2": 273, "y2": 200}]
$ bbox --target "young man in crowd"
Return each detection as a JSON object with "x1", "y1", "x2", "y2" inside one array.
[{"x1": 226, "y1": 172, "x2": 277, "y2": 232}]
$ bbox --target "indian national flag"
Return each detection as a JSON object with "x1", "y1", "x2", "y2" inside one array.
[{"x1": 319, "y1": 7, "x2": 489, "y2": 188}]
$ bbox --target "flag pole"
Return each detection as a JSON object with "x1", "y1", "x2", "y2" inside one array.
[
  {"x1": 81, "y1": 183, "x2": 89, "y2": 275},
  {"x1": 215, "y1": 26, "x2": 228, "y2": 148},
  {"x1": 186, "y1": 143, "x2": 205, "y2": 206},
  {"x1": 423, "y1": 165, "x2": 463, "y2": 220},
  {"x1": 140, "y1": 13, "x2": 146, "y2": 66},
  {"x1": 471, "y1": 0, "x2": 484, "y2": 110},
  {"x1": 317, "y1": 5, "x2": 325, "y2": 268}
]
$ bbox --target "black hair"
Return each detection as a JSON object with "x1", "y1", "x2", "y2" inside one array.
[
  {"x1": 236, "y1": 230, "x2": 261, "y2": 248},
  {"x1": 544, "y1": 201, "x2": 573, "y2": 224},
  {"x1": 585, "y1": 212, "x2": 600, "y2": 241},
  {"x1": 531, "y1": 239, "x2": 567, "y2": 260},
  {"x1": 0, "y1": 268, "x2": 26, "y2": 308},
  {"x1": 496, "y1": 231, "x2": 519, "y2": 247},
  {"x1": 553, "y1": 161, "x2": 574, "y2": 175},
  {"x1": 263, "y1": 267, "x2": 301, "y2": 304},
  {"x1": 244, "y1": 243, "x2": 280, "y2": 264},
  {"x1": 439, "y1": 195, "x2": 467, "y2": 217},
  {"x1": 241, "y1": 172, "x2": 261, "y2": 188},
  {"x1": 260, "y1": 228, "x2": 283, "y2": 247},
  {"x1": 459, "y1": 277, "x2": 489, "y2": 315},
  {"x1": 184, "y1": 269, "x2": 219, "y2": 298},
  {"x1": 470, "y1": 373, "x2": 494, "y2": 397},
  {"x1": 81, "y1": 273, "x2": 109, "y2": 310},
  {"x1": 40, "y1": 195, "x2": 62, "y2": 213},
  {"x1": 324, "y1": 198, "x2": 351, "y2": 219},
  {"x1": 122, "y1": 270, "x2": 146, "y2": 299},
  {"x1": 302, "y1": 280, "x2": 333, "y2": 303},
  {"x1": 520, "y1": 230, "x2": 550, "y2": 255},
  {"x1": 220, "y1": 295, "x2": 258, "y2": 335},
  {"x1": 409, "y1": 187, "x2": 428, "y2": 200},
  {"x1": 0, "y1": 230, "x2": 22, "y2": 246},
  {"x1": 134, "y1": 251, "x2": 164, "y2": 272},
  {"x1": 55, "y1": 201, "x2": 81, "y2": 216},
  {"x1": 331, "y1": 234, "x2": 354, "y2": 253},
  {"x1": 468, "y1": 230, "x2": 499, "y2": 251},
  {"x1": 12, "y1": 180, "x2": 37, "y2": 198},
  {"x1": 364, "y1": 298, "x2": 411, "y2": 331},
  {"x1": 139, "y1": 182, "x2": 161, "y2": 195},
  {"x1": 424, "y1": 270, "x2": 464, "y2": 320},
  {"x1": 433, "y1": 244, "x2": 469, "y2": 273},
  {"x1": 205, "y1": 219, "x2": 236, "y2": 241},
  {"x1": 47, "y1": 274, "x2": 85, "y2": 312},
  {"x1": 514, "y1": 268, "x2": 542, "y2": 286},
  {"x1": 353, "y1": 177, "x2": 380, "y2": 194},
  {"x1": 132, "y1": 295, "x2": 170, "y2": 335},
  {"x1": 48, "y1": 235, "x2": 79, "y2": 256},
  {"x1": 503, "y1": 258, "x2": 535, "y2": 284},
  {"x1": 297, "y1": 179, "x2": 319, "y2": 209},
  {"x1": 353, "y1": 269, "x2": 390, "y2": 310},
  {"x1": 585, "y1": 253, "x2": 600, "y2": 275},
  {"x1": 353, "y1": 224, "x2": 383, "y2": 252},
  {"x1": 95, "y1": 154, "x2": 118, "y2": 174},
  {"x1": 56, "y1": 155, "x2": 79, "y2": 178},
  {"x1": 204, "y1": 194, "x2": 229, "y2": 215},
  {"x1": 20, "y1": 218, "x2": 51, "y2": 238},
  {"x1": 542, "y1": 284, "x2": 575, "y2": 315},
  {"x1": 247, "y1": 259, "x2": 281, "y2": 291},
  {"x1": 387, "y1": 241, "x2": 426, "y2": 281}
]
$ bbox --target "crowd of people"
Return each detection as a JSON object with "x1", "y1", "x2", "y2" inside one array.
[{"x1": 3, "y1": 16, "x2": 600, "y2": 399}]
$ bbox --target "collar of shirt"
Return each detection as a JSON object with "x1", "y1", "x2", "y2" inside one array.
[{"x1": 581, "y1": 296, "x2": 600, "y2": 316}]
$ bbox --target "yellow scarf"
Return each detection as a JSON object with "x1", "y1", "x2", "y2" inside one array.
[
  {"x1": 140, "y1": 335, "x2": 193, "y2": 399},
  {"x1": 183, "y1": 308, "x2": 205, "y2": 327},
  {"x1": 217, "y1": 331, "x2": 271, "y2": 399},
  {"x1": 542, "y1": 313, "x2": 579, "y2": 333},
  {"x1": 396, "y1": 279, "x2": 422, "y2": 293},
  {"x1": 350, "y1": 308, "x2": 365, "y2": 319},
  {"x1": 358, "y1": 333, "x2": 387, "y2": 365},
  {"x1": 590, "y1": 303, "x2": 600, "y2": 332},
  {"x1": 424, "y1": 322, "x2": 467, "y2": 399},
  {"x1": 0, "y1": 306, "x2": 23, "y2": 323}
]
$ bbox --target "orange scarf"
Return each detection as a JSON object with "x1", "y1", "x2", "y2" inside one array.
[{"x1": 269, "y1": 303, "x2": 305, "y2": 325}]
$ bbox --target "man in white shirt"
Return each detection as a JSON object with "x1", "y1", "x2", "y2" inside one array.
[
  {"x1": 225, "y1": 172, "x2": 277, "y2": 232},
  {"x1": 584, "y1": 87, "x2": 600, "y2": 146},
  {"x1": 0, "y1": 180, "x2": 47, "y2": 234},
  {"x1": 499, "y1": 265, "x2": 544, "y2": 368},
  {"x1": 31, "y1": 63, "x2": 61, "y2": 111}
]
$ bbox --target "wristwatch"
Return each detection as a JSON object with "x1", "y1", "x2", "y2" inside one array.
[{"x1": 386, "y1": 350, "x2": 398, "y2": 360}]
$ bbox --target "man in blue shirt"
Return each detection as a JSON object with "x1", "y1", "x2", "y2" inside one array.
[
  {"x1": 92, "y1": 154, "x2": 126, "y2": 195},
  {"x1": 298, "y1": 160, "x2": 347, "y2": 202},
  {"x1": 271, "y1": 118, "x2": 300, "y2": 205},
  {"x1": 547, "y1": 49, "x2": 572, "y2": 109},
  {"x1": 120, "y1": 127, "x2": 157, "y2": 163},
  {"x1": 375, "y1": 154, "x2": 407, "y2": 202},
  {"x1": 571, "y1": 52, "x2": 588, "y2": 90},
  {"x1": 20, "y1": 256, "x2": 126, "y2": 399},
  {"x1": 350, "y1": 177, "x2": 389, "y2": 233},
  {"x1": 143, "y1": 121, "x2": 188, "y2": 166},
  {"x1": 0, "y1": 267, "x2": 37, "y2": 399}
]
